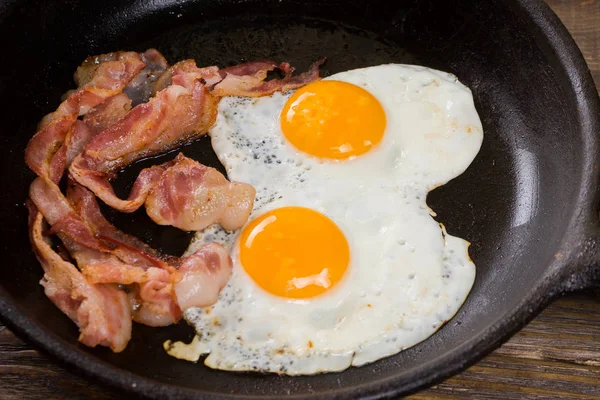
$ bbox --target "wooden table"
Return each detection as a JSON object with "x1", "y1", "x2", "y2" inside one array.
[{"x1": 2, "y1": 1, "x2": 599, "y2": 399}]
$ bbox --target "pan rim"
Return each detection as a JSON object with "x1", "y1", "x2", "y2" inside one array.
[{"x1": 1, "y1": 0, "x2": 599, "y2": 398}]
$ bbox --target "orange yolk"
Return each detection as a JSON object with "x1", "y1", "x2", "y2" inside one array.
[
  {"x1": 280, "y1": 80, "x2": 386, "y2": 160},
  {"x1": 239, "y1": 207, "x2": 350, "y2": 299}
]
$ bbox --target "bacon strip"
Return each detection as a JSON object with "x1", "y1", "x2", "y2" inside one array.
[
  {"x1": 78, "y1": 66, "x2": 218, "y2": 172},
  {"x1": 67, "y1": 181, "x2": 177, "y2": 269},
  {"x1": 30, "y1": 178, "x2": 182, "y2": 326},
  {"x1": 23, "y1": 52, "x2": 326, "y2": 352},
  {"x1": 32, "y1": 178, "x2": 174, "y2": 275},
  {"x1": 44, "y1": 121, "x2": 94, "y2": 186},
  {"x1": 25, "y1": 52, "x2": 146, "y2": 183},
  {"x1": 68, "y1": 180, "x2": 235, "y2": 315},
  {"x1": 46, "y1": 92, "x2": 135, "y2": 183},
  {"x1": 69, "y1": 65, "x2": 219, "y2": 212},
  {"x1": 175, "y1": 243, "x2": 232, "y2": 310},
  {"x1": 83, "y1": 264, "x2": 161, "y2": 285},
  {"x1": 66, "y1": 180, "x2": 234, "y2": 320},
  {"x1": 83, "y1": 93, "x2": 133, "y2": 134},
  {"x1": 27, "y1": 202, "x2": 132, "y2": 352},
  {"x1": 153, "y1": 60, "x2": 221, "y2": 94},
  {"x1": 145, "y1": 153, "x2": 256, "y2": 231},
  {"x1": 30, "y1": 177, "x2": 168, "y2": 274},
  {"x1": 30, "y1": 176, "x2": 233, "y2": 329},
  {"x1": 29, "y1": 177, "x2": 113, "y2": 254},
  {"x1": 211, "y1": 57, "x2": 326, "y2": 97},
  {"x1": 68, "y1": 57, "x2": 323, "y2": 214}
]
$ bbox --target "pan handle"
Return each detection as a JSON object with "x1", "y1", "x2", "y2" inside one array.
[{"x1": 560, "y1": 228, "x2": 600, "y2": 295}]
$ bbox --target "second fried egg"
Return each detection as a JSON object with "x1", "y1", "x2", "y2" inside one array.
[{"x1": 168, "y1": 64, "x2": 483, "y2": 374}]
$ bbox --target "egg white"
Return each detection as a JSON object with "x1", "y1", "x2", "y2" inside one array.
[{"x1": 165, "y1": 64, "x2": 483, "y2": 374}]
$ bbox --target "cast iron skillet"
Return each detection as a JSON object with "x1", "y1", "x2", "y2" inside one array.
[{"x1": 0, "y1": 0, "x2": 598, "y2": 398}]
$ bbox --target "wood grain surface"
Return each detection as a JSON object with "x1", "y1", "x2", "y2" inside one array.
[
  {"x1": 2, "y1": 0, "x2": 599, "y2": 399},
  {"x1": 548, "y1": 0, "x2": 599, "y2": 88}
]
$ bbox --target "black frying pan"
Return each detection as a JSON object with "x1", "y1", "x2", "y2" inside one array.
[{"x1": 0, "y1": 0, "x2": 598, "y2": 398}]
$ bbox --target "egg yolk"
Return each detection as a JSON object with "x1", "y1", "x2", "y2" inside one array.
[
  {"x1": 280, "y1": 80, "x2": 386, "y2": 160},
  {"x1": 239, "y1": 207, "x2": 350, "y2": 299}
]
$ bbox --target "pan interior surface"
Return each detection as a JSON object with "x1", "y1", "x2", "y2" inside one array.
[{"x1": 0, "y1": 0, "x2": 589, "y2": 397}]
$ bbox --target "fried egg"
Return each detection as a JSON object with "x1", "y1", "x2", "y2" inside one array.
[{"x1": 165, "y1": 64, "x2": 483, "y2": 374}]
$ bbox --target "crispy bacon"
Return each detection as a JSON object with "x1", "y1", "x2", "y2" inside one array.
[
  {"x1": 67, "y1": 182, "x2": 171, "y2": 264},
  {"x1": 146, "y1": 153, "x2": 256, "y2": 231},
  {"x1": 66, "y1": 181, "x2": 233, "y2": 318},
  {"x1": 83, "y1": 262, "x2": 183, "y2": 327},
  {"x1": 153, "y1": 60, "x2": 221, "y2": 94},
  {"x1": 83, "y1": 93, "x2": 133, "y2": 134},
  {"x1": 42, "y1": 121, "x2": 95, "y2": 187},
  {"x1": 25, "y1": 118, "x2": 75, "y2": 184},
  {"x1": 211, "y1": 57, "x2": 326, "y2": 97},
  {"x1": 25, "y1": 52, "x2": 145, "y2": 183},
  {"x1": 27, "y1": 202, "x2": 132, "y2": 352},
  {"x1": 77, "y1": 65, "x2": 218, "y2": 172},
  {"x1": 29, "y1": 177, "x2": 113, "y2": 254},
  {"x1": 29, "y1": 178, "x2": 182, "y2": 324},
  {"x1": 68, "y1": 57, "x2": 323, "y2": 215},
  {"x1": 74, "y1": 52, "x2": 139, "y2": 88},
  {"x1": 44, "y1": 93, "x2": 133, "y2": 184},
  {"x1": 69, "y1": 65, "x2": 219, "y2": 212},
  {"x1": 44, "y1": 93, "x2": 135, "y2": 183},
  {"x1": 154, "y1": 57, "x2": 325, "y2": 98},
  {"x1": 24, "y1": 50, "x2": 326, "y2": 352},
  {"x1": 83, "y1": 264, "x2": 161, "y2": 285},
  {"x1": 30, "y1": 176, "x2": 233, "y2": 329}
]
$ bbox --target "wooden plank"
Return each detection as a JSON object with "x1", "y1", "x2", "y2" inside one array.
[
  {"x1": 413, "y1": 296, "x2": 600, "y2": 399},
  {"x1": 0, "y1": 325, "x2": 120, "y2": 400},
  {"x1": 546, "y1": 0, "x2": 600, "y2": 88}
]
